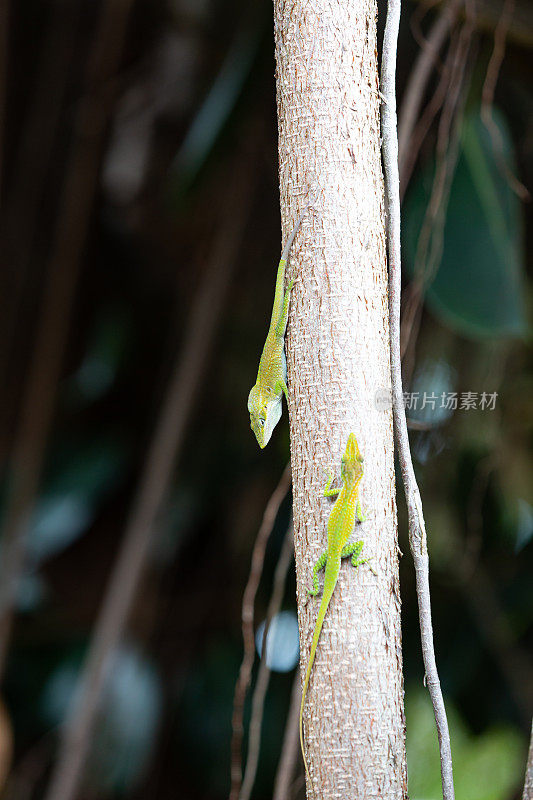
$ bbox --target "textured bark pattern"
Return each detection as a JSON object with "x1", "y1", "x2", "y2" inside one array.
[
  {"x1": 524, "y1": 721, "x2": 533, "y2": 800},
  {"x1": 273, "y1": 1, "x2": 407, "y2": 797}
]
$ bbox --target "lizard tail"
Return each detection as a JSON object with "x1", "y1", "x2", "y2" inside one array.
[
  {"x1": 299, "y1": 658, "x2": 313, "y2": 784},
  {"x1": 299, "y1": 588, "x2": 333, "y2": 785}
]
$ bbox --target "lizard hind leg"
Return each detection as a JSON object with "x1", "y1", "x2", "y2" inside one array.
[
  {"x1": 307, "y1": 551, "x2": 327, "y2": 596},
  {"x1": 341, "y1": 540, "x2": 369, "y2": 569},
  {"x1": 275, "y1": 280, "x2": 296, "y2": 338}
]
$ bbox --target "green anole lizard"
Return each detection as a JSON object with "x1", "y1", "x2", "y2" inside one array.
[
  {"x1": 247, "y1": 204, "x2": 310, "y2": 448},
  {"x1": 299, "y1": 432, "x2": 371, "y2": 783}
]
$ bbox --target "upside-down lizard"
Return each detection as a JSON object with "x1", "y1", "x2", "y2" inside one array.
[{"x1": 247, "y1": 204, "x2": 310, "y2": 448}]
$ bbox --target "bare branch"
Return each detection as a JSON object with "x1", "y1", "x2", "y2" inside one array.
[
  {"x1": 482, "y1": 0, "x2": 513, "y2": 109},
  {"x1": 240, "y1": 522, "x2": 294, "y2": 800},
  {"x1": 272, "y1": 671, "x2": 302, "y2": 800},
  {"x1": 411, "y1": 0, "x2": 533, "y2": 52},
  {"x1": 43, "y1": 166, "x2": 253, "y2": 800},
  {"x1": 380, "y1": 1, "x2": 455, "y2": 798},
  {"x1": 481, "y1": 0, "x2": 529, "y2": 200},
  {"x1": 398, "y1": 0, "x2": 461, "y2": 180},
  {"x1": 4, "y1": 730, "x2": 53, "y2": 800},
  {"x1": 411, "y1": 19, "x2": 473, "y2": 287},
  {"x1": 398, "y1": 26, "x2": 472, "y2": 373},
  {"x1": 399, "y1": 20, "x2": 474, "y2": 380},
  {"x1": 0, "y1": 1, "x2": 80, "y2": 396},
  {"x1": 229, "y1": 464, "x2": 291, "y2": 800},
  {"x1": 400, "y1": 22, "x2": 460, "y2": 197},
  {"x1": 0, "y1": 0, "x2": 135, "y2": 681}
]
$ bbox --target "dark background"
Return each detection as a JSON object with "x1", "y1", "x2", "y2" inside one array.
[{"x1": 0, "y1": 0, "x2": 531, "y2": 798}]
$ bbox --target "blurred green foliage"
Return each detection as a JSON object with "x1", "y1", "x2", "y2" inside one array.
[
  {"x1": 404, "y1": 109, "x2": 527, "y2": 339},
  {"x1": 407, "y1": 689, "x2": 525, "y2": 800}
]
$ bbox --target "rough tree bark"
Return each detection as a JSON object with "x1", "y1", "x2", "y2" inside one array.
[{"x1": 273, "y1": 1, "x2": 407, "y2": 798}]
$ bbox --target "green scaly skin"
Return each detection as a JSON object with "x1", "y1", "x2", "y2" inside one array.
[
  {"x1": 247, "y1": 205, "x2": 309, "y2": 448},
  {"x1": 299, "y1": 433, "x2": 371, "y2": 784}
]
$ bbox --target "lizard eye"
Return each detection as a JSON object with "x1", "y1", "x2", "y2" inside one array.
[{"x1": 259, "y1": 418, "x2": 265, "y2": 426}]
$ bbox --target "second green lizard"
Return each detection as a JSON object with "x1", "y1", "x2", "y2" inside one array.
[{"x1": 299, "y1": 433, "x2": 371, "y2": 783}]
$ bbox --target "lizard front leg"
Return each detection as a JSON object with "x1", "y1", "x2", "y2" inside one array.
[
  {"x1": 323, "y1": 470, "x2": 342, "y2": 498},
  {"x1": 273, "y1": 378, "x2": 288, "y2": 401}
]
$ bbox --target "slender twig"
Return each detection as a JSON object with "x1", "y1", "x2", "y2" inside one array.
[
  {"x1": 229, "y1": 463, "x2": 291, "y2": 800},
  {"x1": 409, "y1": 0, "x2": 448, "y2": 55},
  {"x1": 481, "y1": 0, "x2": 529, "y2": 200},
  {"x1": 240, "y1": 522, "x2": 294, "y2": 800},
  {"x1": 0, "y1": 1, "x2": 80, "y2": 401},
  {"x1": 400, "y1": 23, "x2": 460, "y2": 198},
  {"x1": 400, "y1": 22, "x2": 474, "y2": 378},
  {"x1": 411, "y1": 0, "x2": 533, "y2": 49},
  {"x1": 0, "y1": 0, "x2": 135, "y2": 681},
  {"x1": 413, "y1": 19, "x2": 473, "y2": 286},
  {"x1": 4, "y1": 730, "x2": 55, "y2": 800},
  {"x1": 403, "y1": 28, "x2": 476, "y2": 384},
  {"x1": 399, "y1": 0, "x2": 461, "y2": 181},
  {"x1": 43, "y1": 166, "x2": 253, "y2": 800},
  {"x1": 523, "y1": 720, "x2": 533, "y2": 800},
  {"x1": 381, "y1": 1, "x2": 455, "y2": 799},
  {"x1": 272, "y1": 670, "x2": 302, "y2": 800},
  {"x1": 481, "y1": 0, "x2": 513, "y2": 110}
]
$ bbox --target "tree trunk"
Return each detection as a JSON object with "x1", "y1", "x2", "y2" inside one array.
[{"x1": 273, "y1": 1, "x2": 407, "y2": 797}]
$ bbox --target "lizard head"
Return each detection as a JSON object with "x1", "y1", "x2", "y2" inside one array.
[
  {"x1": 247, "y1": 385, "x2": 283, "y2": 449},
  {"x1": 341, "y1": 432, "x2": 364, "y2": 485}
]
